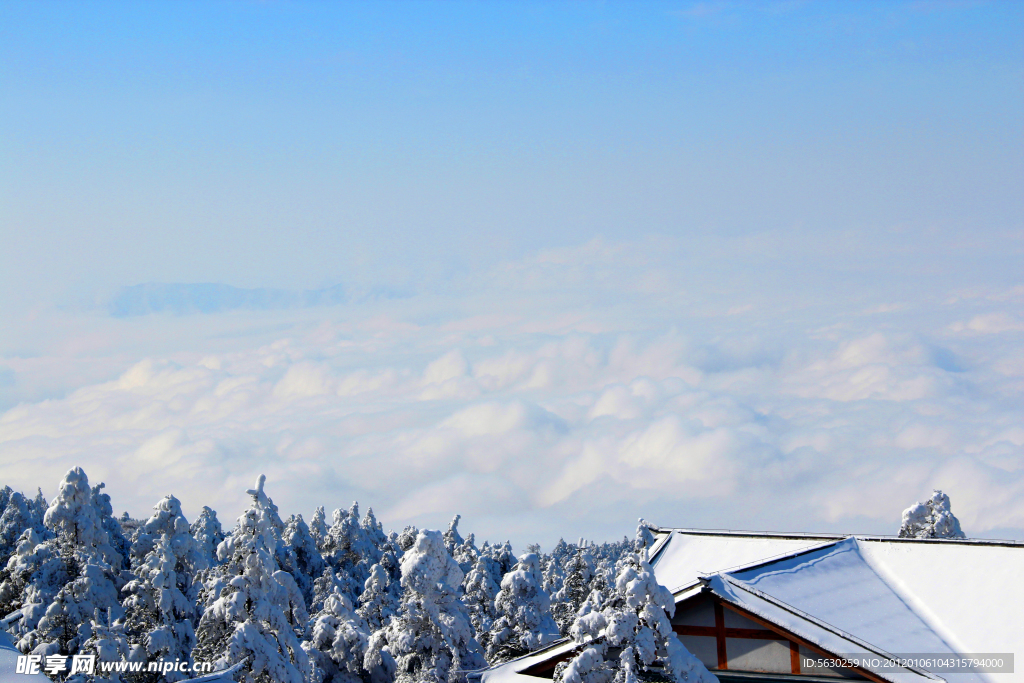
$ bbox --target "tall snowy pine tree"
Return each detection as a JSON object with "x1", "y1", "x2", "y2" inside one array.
[
  {"x1": 121, "y1": 495, "x2": 208, "y2": 680},
  {"x1": 366, "y1": 529, "x2": 486, "y2": 683},
  {"x1": 193, "y1": 475, "x2": 312, "y2": 683},
  {"x1": 7, "y1": 468, "x2": 124, "y2": 661},
  {"x1": 486, "y1": 553, "x2": 559, "y2": 664},
  {"x1": 552, "y1": 549, "x2": 592, "y2": 636}
]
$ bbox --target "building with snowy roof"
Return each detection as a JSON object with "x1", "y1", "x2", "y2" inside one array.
[{"x1": 478, "y1": 528, "x2": 1024, "y2": 683}]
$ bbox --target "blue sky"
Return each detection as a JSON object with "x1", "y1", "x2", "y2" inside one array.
[{"x1": 1, "y1": 1, "x2": 1021, "y2": 548}]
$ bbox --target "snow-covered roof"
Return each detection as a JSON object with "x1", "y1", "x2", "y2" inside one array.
[
  {"x1": 648, "y1": 528, "x2": 845, "y2": 594},
  {"x1": 475, "y1": 638, "x2": 580, "y2": 683},
  {"x1": 656, "y1": 530, "x2": 1024, "y2": 683}
]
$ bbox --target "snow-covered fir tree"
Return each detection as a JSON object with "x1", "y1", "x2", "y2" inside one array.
[
  {"x1": 899, "y1": 489, "x2": 966, "y2": 539},
  {"x1": 190, "y1": 506, "x2": 226, "y2": 566},
  {"x1": 473, "y1": 540, "x2": 516, "y2": 600},
  {"x1": 133, "y1": 495, "x2": 207, "y2": 571},
  {"x1": 6, "y1": 468, "x2": 125, "y2": 662},
  {"x1": 0, "y1": 490, "x2": 48, "y2": 568},
  {"x1": 123, "y1": 533, "x2": 199, "y2": 678},
  {"x1": 361, "y1": 508, "x2": 388, "y2": 557},
  {"x1": 75, "y1": 608, "x2": 142, "y2": 677},
  {"x1": 306, "y1": 587, "x2": 371, "y2": 683},
  {"x1": 486, "y1": 553, "x2": 559, "y2": 664},
  {"x1": 542, "y1": 558, "x2": 564, "y2": 597},
  {"x1": 121, "y1": 494, "x2": 208, "y2": 680},
  {"x1": 443, "y1": 515, "x2": 463, "y2": 557},
  {"x1": 461, "y1": 558, "x2": 499, "y2": 648},
  {"x1": 355, "y1": 534, "x2": 403, "y2": 631},
  {"x1": 634, "y1": 521, "x2": 657, "y2": 558},
  {"x1": 356, "y1": 563, "x2": 400, "y2": 632},
  {"x1": 0, "y1": 528, "x2": 53, "y2": 637},
  {"x1": 395, "y1": 526, "x2": 418, "y2": 553},
  {"x1": 378, "y1": 536, "x2": 404, "y2": 586},
  {"x1": 193, "y1": 475, "x2": 312, "y2": 683},
  {"x1": 321, "y1": 503, "x2": 381, "y2": 604},
  {"x1": 92, "y1": 482, "x2": 131, "y2": 572},
  {"x1": 452, "y1": 533, "x2": 478, "y2": 576},
  {"x1": 555, "y1": 548, "x2": 716, "y2": 683},
  {"x1": 367, "y1": 529, "x2": 486, "y2": 683},
  {"x1": 552, "y1": 548, "x2": 592, "y2": 636},
  {"x1": 279, "y1": 514, "x2": 327, "y2": 608},
  {"x1": 549, "y1": 539, "x2": 572, "y2": 568},
  {"x1": 492, "y1": 542, "x2": 515, "y2": 583},
  {"x1": 440, "y1": 514, "x2": 478, "y2": 576},
  {"x1": 588, "y1": 561, "x2": 613, "y2": 608},
  {"x1": 308, "y1": 567, "x2": 347, "y2": 617},
  {"x1": 45, "y1": 468, "x2": 123, "y2": 570},
  {"x1": 309, "y1": 507, "x2": 328, "y2": 551}
]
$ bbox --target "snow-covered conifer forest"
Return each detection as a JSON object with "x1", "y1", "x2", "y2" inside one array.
[{"x1": 0, "y1": 468, "x2": 719, "y2": 683}]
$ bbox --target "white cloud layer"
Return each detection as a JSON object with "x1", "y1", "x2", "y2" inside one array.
[{"x1": 1, "y1": 236, "x2": 1022, "y2": 549}]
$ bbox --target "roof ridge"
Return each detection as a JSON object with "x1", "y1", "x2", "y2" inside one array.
[
  {"x1": 701, "y1": 536, "x2": 845, "y2": 577},
  {"x1": 659, "y1": 527, "x2": 1024, "y2": 547},
  {"x1": 720, "y1": 536, "x2": 856, "y2": 581}
]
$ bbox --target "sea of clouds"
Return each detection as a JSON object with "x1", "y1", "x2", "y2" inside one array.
[{"x1": 1, "y1": 234, "x2": 1021, "y2": 549}]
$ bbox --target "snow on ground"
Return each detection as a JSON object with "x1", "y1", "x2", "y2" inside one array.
[{"x1": 0, "y1": 631, "x2": 47, "y2": 682}]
